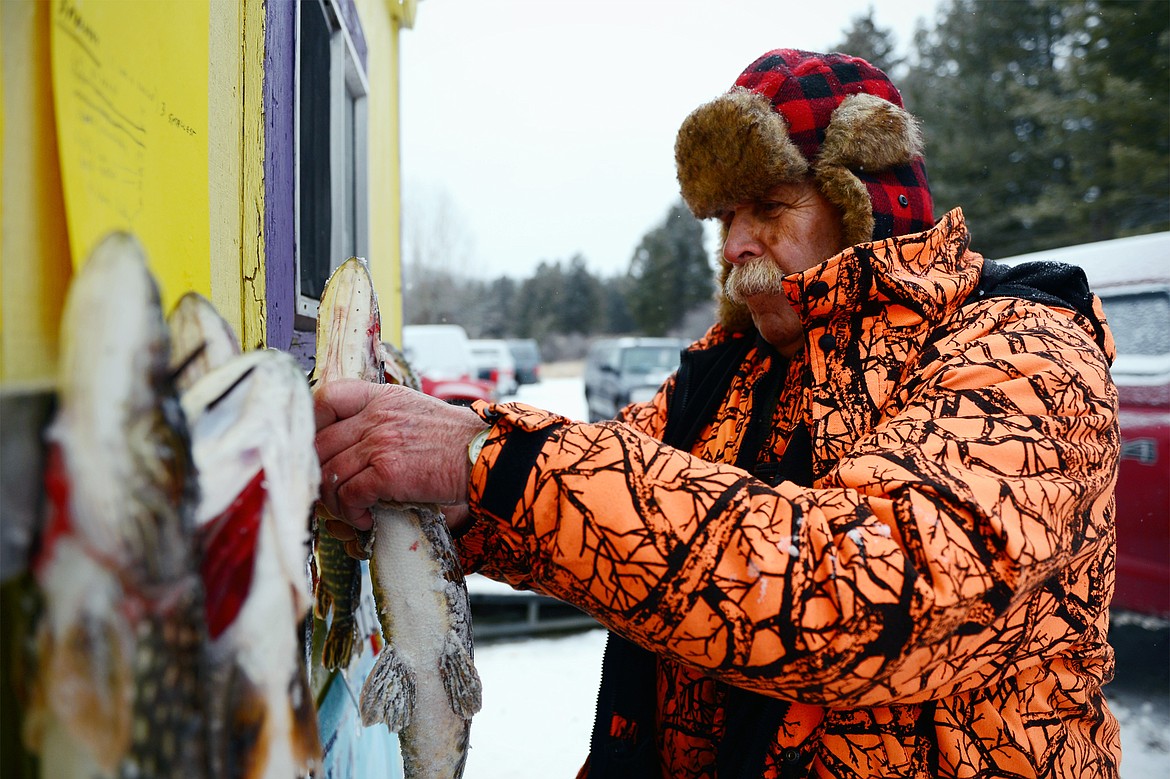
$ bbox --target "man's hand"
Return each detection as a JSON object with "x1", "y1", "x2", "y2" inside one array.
[{"x1": 314, "y1": 380, "x2": 488, "y2": 536}]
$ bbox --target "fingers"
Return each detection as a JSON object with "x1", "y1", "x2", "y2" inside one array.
[
  {"x1": 314, "y1": 378, "x2": 484, "y2": 529},
  {"x1": 332, "y1": 466, "x2": 390, "y2": 526},
  {"x1": 322, "y1": 518, "x2": 357, "y2": 542},
  {"x1": 313, "y1": 379, "x2": 378, "y2": 429},
  {"x1": 442, "y1": 503, "x2": 472, "y2": 533}
]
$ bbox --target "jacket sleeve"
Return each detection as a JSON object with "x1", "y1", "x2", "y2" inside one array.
[{"x1": 457, "y1": 303, "x2": 1118, "y2": 708}]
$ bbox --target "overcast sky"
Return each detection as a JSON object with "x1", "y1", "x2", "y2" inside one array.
[{"x1": 399, "y1": 0, "x2": 942, "y2": 280}]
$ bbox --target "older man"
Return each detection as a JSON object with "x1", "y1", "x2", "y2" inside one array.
[{"x1": 315, "y1": 50, "x2": 1121, "y2": 777}]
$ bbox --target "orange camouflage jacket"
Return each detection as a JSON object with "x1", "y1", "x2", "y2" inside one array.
[{"x1": 460, "y1": 209, "x2": 1122, "y2": 778}]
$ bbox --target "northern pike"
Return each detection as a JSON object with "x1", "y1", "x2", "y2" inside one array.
[
  {"x1": 307, "y1": 257, "x2": 382, "y2": 674},
  {"x1": 167, "y1": 291, "x2": 242, "y2": 393},
  {"x1": 313, "y1": 257, "x2": 482, "y2": 779},
  {"x1": 29, "y1": 232, "x2": 209, "y2": 778},
  {"x1": 312, "y1": 530, "x2": 363, "y2": 671},
  {"x1": 168, "y1": 291, "x2": 323, "y2": 779}
]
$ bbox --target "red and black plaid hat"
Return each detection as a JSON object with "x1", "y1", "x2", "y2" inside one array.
[{"x1": 676, "y1": 49, "x2": 934, "y2": 247}]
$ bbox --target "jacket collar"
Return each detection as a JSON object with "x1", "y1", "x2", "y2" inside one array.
[{"x1": 782, "y1": 208, "x2": 979, "y2": 331}]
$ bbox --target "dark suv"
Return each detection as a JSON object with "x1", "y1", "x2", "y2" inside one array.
[{"x1": 584, "y1": 337, "x2": 687, "y2": 423}]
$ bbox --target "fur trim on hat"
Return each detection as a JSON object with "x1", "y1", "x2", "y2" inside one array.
[
  {"x1": 815, "y1": 93, "x2": 925, "y2": 247},
  {"x1": 679, "y1": 85, "x2": 928, "y2": 330},
  {"x1": 819, "y1": 93, "x2": 923, "y2": 171},
  {"x1": 675, "y1": 88, "x2": 808, "y2": 219}
]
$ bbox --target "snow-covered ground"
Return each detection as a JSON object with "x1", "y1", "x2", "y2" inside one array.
[{"x1": 464, "y1": 370, "x2": 1170, "y2": 778}]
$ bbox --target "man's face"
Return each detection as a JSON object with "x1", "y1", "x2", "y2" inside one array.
[{"x1": 720, "y1": 181, "x2": 847, "y2": 356}]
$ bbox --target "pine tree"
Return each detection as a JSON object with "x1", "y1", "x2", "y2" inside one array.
[
  {"x1": 835, "y1": 6, "x2": 904, "y2": 76},
  {"x1": 559, "y1": 254, "x2": 604, "y2": 336},
  {"x1": 626, "y1": 201, "x2": 713, "y2": 336}
]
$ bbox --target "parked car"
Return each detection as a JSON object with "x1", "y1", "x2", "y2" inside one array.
[
  {"x1": 469, "y1": 339, "x2": 519, "y2": 397},
  {"x1": 506, "y1": 338, "x2": 543, "y2": 385},
  {"x1": 401, "y1": 324, "x2": 495, "y2": 406},
  {"x1": 584, "y1": 337, "x2": 688, "y2": 423},
  {"x1": 997, "y1": 231, "x2": 1170, "y2": 618}
]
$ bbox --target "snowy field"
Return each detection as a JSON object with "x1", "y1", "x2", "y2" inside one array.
[{"x1": 466, "y1": 370, "x2": 1170, "y2": 778}]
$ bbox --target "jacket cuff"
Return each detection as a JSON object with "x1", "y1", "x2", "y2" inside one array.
[{"x1": 458, "y1": 401, "x2": 569, "y2": 568}]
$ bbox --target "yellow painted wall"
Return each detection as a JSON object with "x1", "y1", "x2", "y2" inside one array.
[
  {"x1": 208, "y1": 0, "x2": 247, "y2": 347},
  {"x1": 359, "y1": 0, "x2": 416, "y2": 347},
  {"x1": 1, "y1": 1, "x2": 73, "y2": 385},
  {"x1": 0, "y1": 0, "x2": 410, "y2": 381}
]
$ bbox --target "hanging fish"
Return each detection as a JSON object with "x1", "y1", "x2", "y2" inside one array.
[
  {"x1": 313, "y1": 257, "x2": 482, "y2": 779},
  {"x1": 28, "y1": 232, "x2": 209, "y2": 778},
  {"x1": 167, "y1": 288, "x2": 323, "y2": 779},
  {"x1": 180, "y1": 346, "x2": 323, "y2": 779},
  {"x1": 167, "y1": 291, "x2": 242, "y2": 394},
  {"x1": 312, "y1": 530, "x2": 363, "y2": 672},
  {"x1": 307, "y1": 257, "x2": 383, "y2": 674}
]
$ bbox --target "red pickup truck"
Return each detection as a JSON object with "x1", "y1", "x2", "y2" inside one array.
[
  {"x1": 999, "y1": 232, "x2": 1169, "y2": 618},
  {"x1": 400, "y1": 324, "x2": 496, "y2": 407}
]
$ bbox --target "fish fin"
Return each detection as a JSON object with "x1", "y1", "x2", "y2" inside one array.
[
  {"x1": 41, "y1": 617, "x2": 133, "y2": 771},
  {"x1": 321, "y1": 616, "x2": 358, "y2": 671},
  {"x1": 439, "y1": 629, "x2": 483, "y2": 720},
  {"x1": 223, "y1": 662, "x2": 269, "y2": 779},
  {"x1": 288, "y1": 656, "x2": 324, "y2": 769},
  {"x1": 312, "y1": 585, "x2": 331, "y2": 620},
  {"x1": 358, "y1": 643, "x2": 415, "y2": 731},
  {"x1": 199, "y1": 469, "x2": 266, "y2": 639},
  {"x1": 310, "y1": 546, "x2": 331, "y2": 620}
]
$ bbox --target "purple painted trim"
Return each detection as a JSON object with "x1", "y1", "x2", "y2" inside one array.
[
  {"x1": 264, "y1": 0, "x2": 296, "y2": 350},
  {"x1": 333, "y1": 0, "x2": 367, "y2": 73}
]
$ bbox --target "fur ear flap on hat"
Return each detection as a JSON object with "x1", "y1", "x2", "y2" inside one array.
[
  {"x1": 675, "y1": 88, "x2": 809, "y2": 219},
  {"x1": 815, "y1": 93, "x2": 925, "y2": 247}
]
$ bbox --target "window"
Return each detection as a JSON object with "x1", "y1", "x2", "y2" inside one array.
[
  {"x1": 1101, "y1": 289, "x2": 1170, "y2": 358},
  {"x1": 296, "y1": 0, "x2": 368, "y2": 321}
]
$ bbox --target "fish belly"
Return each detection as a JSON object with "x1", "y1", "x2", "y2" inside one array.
[{"x1": 367, "y1": 508, "x2": 474, "y2": 779}]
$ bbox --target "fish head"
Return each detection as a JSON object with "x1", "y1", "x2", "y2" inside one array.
[
  {"x1": 50, "y1": 232, "x2": 198, "y2": 573},
  {"x1": 168, "y1": 292, "x2": 242, "y2": 393},
  {"x1": 311, "y1": 257, "x2": 383, "y2": 385}
]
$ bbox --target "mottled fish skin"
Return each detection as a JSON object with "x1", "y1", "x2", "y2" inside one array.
[
  {"x1": 314, "y1": 257, "x2": 482, "y2": 778},
  {"x1": 167, "y1": 292, "x2": 242, "y2": 394},
  {"x1": 313, "y1": 531, "x2": 363, "y2": 671},
  {"x1": 181, "y1": 348, "x2": 323, "y2": 779},
  {"x1": 360, "y1": 504, "x2": 481, "y2": 779},
  {"x1": 31, "y1": 232, "x2": 209, "y2": 778}
]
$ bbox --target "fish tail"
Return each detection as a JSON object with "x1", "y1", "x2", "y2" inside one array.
[
  {"x1": 358, "y1": 643, "x2": 415, "y2": 732},
  {"x1": 320, "y1": 615, "x2": 359, "y2": 671},
  {"x1": 37, "y1": 614, "x2": 134, "y2": 771},
  {"x1": 439, "y1": 629, "x2": 483, "y2": 721},
  {"x1": 219, "y1": 661, "x2": 268, "y2": 779}
]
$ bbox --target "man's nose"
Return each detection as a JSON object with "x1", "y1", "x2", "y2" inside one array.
[{"x1": 722, "y1": 213, "x2": 763, "y2": 266}]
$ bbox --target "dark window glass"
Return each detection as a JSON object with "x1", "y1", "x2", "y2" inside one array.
[{"x1": 299, "y1": 2, "x2": 332, "y2": 300}]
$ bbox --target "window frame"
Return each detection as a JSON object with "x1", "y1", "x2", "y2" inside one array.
[{"x1": 293, "y1": 0, "x2": 370, "y2": 325}]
